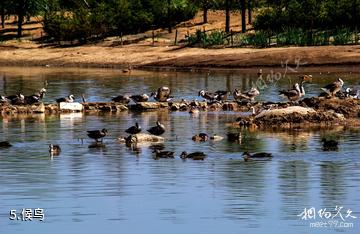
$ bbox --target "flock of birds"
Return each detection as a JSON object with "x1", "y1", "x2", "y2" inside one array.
[{"x1": 1, "y1": 73, "x2": 356, "y2": 161}]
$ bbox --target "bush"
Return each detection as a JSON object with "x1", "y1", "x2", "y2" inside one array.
[
  {"x1": 333, "y1": 28, "x2": 352, "y2": 45},
  {"x1": 246, "y1": 31, "x2": 269, "y2": 48}
]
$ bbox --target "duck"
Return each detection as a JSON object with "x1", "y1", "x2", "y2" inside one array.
[
  {"x1": 214, "y1": 90, "x2": 230, "y2": 101},
  {"x1": 210, "y1": 134, "x2": 224, "y2": 141},
  {"x1": 180, "y1": 151, "x2": 206, "y2": 160},
  {"x1": 279, "y1": 83, "x2": 301, "y2": 102},
  {"x1": 147, "y1": 121, "x2": 165, "y2": 136},
  {"x1": 130, "y1": 94, "x2": 149, "y2": 103},
  {"x1": 87, "y1": 128, "x2": 108, "y2": 142},
  {"x1": 233, "y1": 87, "x2": 260, "y2": 101},
  {"x1": 49, "y1": 144, "x2": 61, "y2": 155},
  {"x1": 56, "y1": 94, "x2": 75, "y2": 103},
  {"x1": 243, "y1": 152, "x2": 273, "y2": 162},
  {"x1": 153, "y1": 149, "x2": 175, "y2": 159},
  {"x1": 227, "y1": 133, "x2": 242, "y2": 142},
  {"x1": 111, "y1": 95, "x2": 130, "y2": 104},
  {"x1": 25, "y1": 88, "x2": 47, "y2": 105},
  {"x1": 151, "y1": 86, "x2": 172, "y2": 102},
  {"x1": 0, "y1": 141, "x2": 12, "y2": 148},
  {"x1": 344, "y1": 87, "x2": 359, "y2": 99},
  {"x1": 321, "y1": 78, "x2": 344, "y2": 97},
  {"x1": 7, "y1": 93, "x2": 25, "y2": 105},
  {"x1": 192, "y1": 133, "x2": 209, "y2": 142},
  {"x1": 299, "y1": 74, "x2": 313, "y2": 82},
  {"x1": 321, "y1": 138, "x2": 339, "y2": 151},
  {"x1": 198, "y1": 90, "x2": 217, "y2": 102},
  {"x1": 125, "y1": 122, "x2": 141, "y2": 134},
  {"x1": 0, "y1": 95, "x2": 8, "y2": 103}
]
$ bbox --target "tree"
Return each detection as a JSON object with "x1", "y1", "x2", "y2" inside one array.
[
  {"x1": 240, "y1": 0, "x2": 246, "y2": 33},
  {"x1": 225, "y1": 0, "x2": 230, "y2": 32}
]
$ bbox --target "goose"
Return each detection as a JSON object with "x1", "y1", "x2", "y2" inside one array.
[
  {"x1": 125, "y1": 122, "x2": 141, "y2": 134},
  {"x1": 153, "y1": 149, "x2": 175, "y2": 159},
  {"x1": 0, "y1": 141, "x2": 12, "y2": 148},
  {"x1": 87, "y1": 129, "x2": 108, "y2": 142},
  {"x1": 130, "y1": 94, "x2": 149, "y2": 103},
  {"x1": 180, "y1": 151, "x2": 206, "y2": 160},
  {"x1": 192, "y1": 133, "x2": 209, "y2": 142},
  {"x1": 279, "y1": 83, "x2": 301, "y2": 102},
  {"x1": 25, "y1": 88, "x2": 46, "y2": 105},
  {"x1": 151, "y1": 86, "x2": 172, "y2": 102},
  {"x1": 344, "y1": 87, "x2": 359, "y2": 99},
  {"x1": 49, "y1": 144, "x2": 61, "y2": 155},
  {"x1": 321, "y1": 78, "x2": 344, "y2": 97},
  {"x1": 147, "y1": 121, "x2": 165, "y2": 136},
  {"x1": 243, "y1": 152, "x2": 273, "y2": 162},
  {"x1": 321, "y1": 138, "x2": 339, "y2": 151},
  {"x1": 111, "y1": 95, "x2": 130, "y2": 104},
  {"x1": 56, "y1": 94, "x2": 75, "y2": 103},
  {"x1": 233, "y1": 87, "x2": 260, "y2": 101}
]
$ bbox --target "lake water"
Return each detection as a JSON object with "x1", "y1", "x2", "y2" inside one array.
[{"x1": 1, "y1": 66, "x2": 360, "y2": 234}]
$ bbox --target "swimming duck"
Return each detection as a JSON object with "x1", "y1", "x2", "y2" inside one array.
[
  {"x1": 147, "y1": 121, "x2": 165, "y2": 136},
  {"x1": 321, "y1": 78, "x2": 344, "y2": 97},
  {"x1": 87, "y1": 128, "x2": 108, "y2": 142},
  {"x1": 198, "y1": 90, "x2": 217, "y2": 102},
  {"x1": 233, "y1": 87, "x2": 260, "y2": 101},
  {"x1": 153, "y1": 149, "x2": 175, "y2": 159},
  {"x1": 0, "y1": 141, "x2": 12, "y2": 148},
  {"x1": 25, "y1": 88, "x2": 46, "y2": 105},
  {"x1": 151, "y1": 86, "x2": 172, "y2": 102},
  {"x1": 321, "y1": 138, "x2": 339, "y2": 151},
  {"x1": 180, "y1": 151, "x2": 206, "y2": 160},
  {"x1": 227, "y1": 133, "x2": 242, "y2": 142},
  {"x1": 192, "y1": 133, "x2": 209, "y2": 142},
  {"x1": 56, "y1": 94, "x2": 75, "y2": 103},
  {"x1": 111, "y1": 95, "x2": 130, "y2": 104},
  {"x1": 130, "y1": 94, "x2": 149, "y2": 103},
  {"x1": 49, "y1": 144, "x2": 61, "y2": 155},
  {"x1": 279, "y1": 83, "x2": 301, "y2": 102},
  {"x1": 243, "y1": 152, "x2": 273, "y2": 162},
  {"x1": 125, "y1": 122, "x2": 141, "y2": 134}
]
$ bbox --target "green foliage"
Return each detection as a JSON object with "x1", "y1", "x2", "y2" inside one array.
[
  {"x1": 245, "y1": 31, "x2": 269, "y2": 48},
  {"x1": 333, "y1": 28, "x2": 353, "y2": 45},
  {"x1": 187, "y1": 29, "x2": 225, "y2": 47}
]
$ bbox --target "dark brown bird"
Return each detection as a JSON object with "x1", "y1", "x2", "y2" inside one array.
[
  {"x1": 87, "y1": 129, "x2": 108, "y2": 142},
  {"x1": 56, "y1": 94, "x2": 74, "y2": 103},
  {"x1": 151, "y1": 86, "x2": 172, "y2": 102},
  {"x1": 321, "y1": 78, "x2": 344, "y2": 97},
  {"x1": 130, "y1": 94, "x2": 149, "y2": 103},
  {"x1": 0, "y1": 141, "x2": 12, "y2": 148},
  {"x1": 147, "y1": 121, "x2": 165, "y2": 136},
  {"x1": 192, "y1": 133, "x2": 209, "y2": 142},
  {"x1": 243, "y1": 152, "x2": 273, "y2": 162},
  {"x1": 321, "y1": 138, "x2": 339, "y2": 151},
  {"x1": 279, "y1": 83, "x2": 301, "y2": 102},
  {"x1": 180, "y1": 151, "x2": 206, "y2": 160},
  {"x1": 153, "y1": 149, "x2": 175, "y2": 159},
  {"x1": 227, "y1": 133, "x2": 242, "y2": 142},
  {"x1": 198, "y1": 90, "x2": 217, "y2": 102},
  {"x1": 125, "y1": 122, "x2": 141, "y2": 134},
  {"x1": 25, "y1": 88, "x2": 46, "y2": 105},
  {"x1": 49, "y1": 144, "x2": 61, "y2": 155},
  {"x1": 111, "y1": 95, "x2": 130, "y2": 104}
]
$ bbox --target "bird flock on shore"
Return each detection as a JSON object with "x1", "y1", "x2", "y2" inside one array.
[{"x1": 1, "y1": 73, "x2": 357, "y2": 161}]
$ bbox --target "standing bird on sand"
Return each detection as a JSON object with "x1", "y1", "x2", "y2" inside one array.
[
  {"x1": 233, "y1": 87, "x2": 260, "y2": 101},
  {"x1": 125, "y1": 122, "x2": 141, "y2": 134},
  {"x1": 7, "y1": 93, "x2": 25, "y2": 105},
  {"x1": 147, "y1": 121, "x2": 165, "y2": 136},
  {"x1": 344, "y1": 87, "x2": 359, "y2": 99},
  {"x1": 321, "y1": 78, "x2": 344, "y2": 97},
  {"x1": 56, "y1": 94, "x2": 75, "y2": 103},
  {"x1": 87, "y1": 129, "x2": 108, "y2": 142},
  {"x1": 111, "y1": 95, "x2": 130, "y2": 104},
  {"x1": 198, "y1": 90, "x2": 217, "y2": 102},
  {"x1": 242, "y1": 152, "x2": 273, "y2": 162},
  {"x1": 214, "y1": 90, "x2": 230, "y2": 101},
  {"x1": 130, "y1": 94, "x2": 149, "y2": 103},
  {"x1": 279, "y1": 83, "x2": 301, "y2": 102},
  {"x1": 25, "y1": 88, "x2": 47, "y2": 105},
  {"x1": 151, "y1": 86, "x2": 172, "y2": 102}
]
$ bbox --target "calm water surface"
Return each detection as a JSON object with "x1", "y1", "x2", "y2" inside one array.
[{"x1": 1, "y1": 66, "x2": 360, "y2": 234}]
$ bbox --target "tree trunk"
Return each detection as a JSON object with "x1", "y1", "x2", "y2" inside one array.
[
  {"x1": 167, "y1": 0, "x2": 172, "y2": 33},
  {"x1": 248, "y1": 0, "x2": 252, "y2": 24},
  {"x1": 17, "y1": 2, "x2": 24, "y2": 38},
  {"x1": 203, "y1": 6, "x2": 208, "y2": 24},
  {"x1": 1, "y1": 5, "x2": 5, "y2": 28},
  {"x1": 241, "y1": 0, "x2": 246, "y2": 33},
  {"x1": 225, "y1": 0, "x2": 230, "y2": 33}
]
